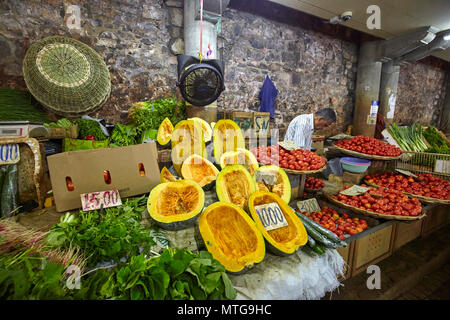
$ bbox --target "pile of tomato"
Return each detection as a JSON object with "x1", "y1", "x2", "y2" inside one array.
[
  {"x1": 365, "y1": 172, "x2": 450, "y2": 200},
  {"x1": 332, "y1": 185, "x2": 422, "y2": 216},
  {"x1": 297, "y1": 206, "x2": 368, "y2": 239},
  {"x1": 305, "y1": 177, "x2": 325, "y2": 190},
  {"x1": 335, "y1": 136, "x2": 402, "y2": 157},
  {"x1": 250, "y1": 145, "x2": 326, "y2": 171}
]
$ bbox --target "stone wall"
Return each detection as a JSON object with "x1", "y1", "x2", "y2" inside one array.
[
  {"x1": 217, "y1": 8, "x2": 358, "y2": 138},
  {"x1": 395, "y1": 60, "x2": 448, "y2": 127},
  {"x1": 0, "y1": 0, "x2": 448, "y2": 136}
]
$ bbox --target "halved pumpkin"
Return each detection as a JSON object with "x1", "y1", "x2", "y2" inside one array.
[
  {"x1": 199, "y1": 202, "x2": 265, "y2": 273},
  {"x1": 216, "y1": 164, "x2": 256, "y2": 210},
  {"x1": 213, "y1": 119, "x2": 245, "y2": 164},
  {"x1": 147, "y1": 179, "x2": 205, "y2": 231},
  {"x1": 171, "y1": 119, "x2": 207, "y2": 175},
  {"x1": 181, "y1": 154, "x2": 219, "y2": 190},
  {"x1": 160, "y1": 166, "x2": 177, "y2": 183},
  {"x1": 253, "y1": 165, "x2": 291, "y2": 204},
  {"x1": 248, "y1": 191, "x2": 307, "y2": 256},
  {"x1": 157, "y1": 117, "x2": 174, "y2": 145},
  {"x1": 188, "y1": 117, "x2": 212, "y2": 142},
  {"x1": 219, "y1": 148, "x2": 259, "y2": 176}
]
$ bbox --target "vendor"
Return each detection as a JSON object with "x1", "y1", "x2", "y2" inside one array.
[{"x1": 284, "y1": 108, "x2": 337, "y2": 150}]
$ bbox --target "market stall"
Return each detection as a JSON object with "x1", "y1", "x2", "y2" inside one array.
[{"x1": 0, "y1": 1, "x2": 449, "y2": 302}]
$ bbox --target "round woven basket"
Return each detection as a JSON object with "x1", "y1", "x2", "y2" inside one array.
[
  {"x1": 363, "y1": 180, "x2": 450, "y2": 205},
  {"x1": 23, "y1": 36, "x2": 111, "y2": 116},
  {"x1": 322, "y1": 191, "x2": 427, "y2": 221},
  {"x1": 333, "y1": 144, "x2": 402, "y2": 161}
]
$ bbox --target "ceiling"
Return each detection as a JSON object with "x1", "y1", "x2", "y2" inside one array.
[{"x1": 268, "y1": 0, "x2": 450, "y2": 62}]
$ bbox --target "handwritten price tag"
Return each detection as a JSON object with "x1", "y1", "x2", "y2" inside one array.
[
  {"x1": 254, "y1": 202, "x2": 288, "y2": 231},
  {"x1": 339, "y1": 185, "x2": 369, "y2": 196},
  {"x1": 80, "y1": 190, "x2": 122, "y2": 211},
  {"x1": 0, "y1": 144, "x2": 20, "y2": 165},
  {"x1": 395, "y1": 169, "x2": 418, "y2": 178},
  {"x1": 296, "y1": 198, "x2": 321, "y2": 213}
]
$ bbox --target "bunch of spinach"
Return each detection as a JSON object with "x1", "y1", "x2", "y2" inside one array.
[
  {"x1": 0, "y1": 252, "x2": 68, "y2": 300},
  {"x1": 73, "y1": 249, "x2": 236, "y2": 300},
  {"x1": 46, "y1": 195, "x2": 155, "y2": 267}
]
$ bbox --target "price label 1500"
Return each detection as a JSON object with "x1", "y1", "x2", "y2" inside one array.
[
  {"x1": 254, "y1": 202, "x2": 288, "y2": 231},
  {"x1": 80, "y1": 190, "x2": 122, "y2": 211}
]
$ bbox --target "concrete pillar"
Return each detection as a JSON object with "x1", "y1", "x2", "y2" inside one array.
[
  {"x1": 379, "y1": 61, "x2": 400, "y2": 127},
  {"x1": 352, "y1": 41, "x2": 382, "y2": 136},
  {"x1": 439, "y1": 77, "x2": 450, "y2": 134},
  {"x1": 183, "y1": 0, "x2": 218, "y2": 122}
]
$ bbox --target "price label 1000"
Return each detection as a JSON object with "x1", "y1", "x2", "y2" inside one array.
[
  {"x1": 254, "y1": 202, "x2": 288, "y2": 231},
  {"x1": 81, "y1": 190, "x2": 122, "y2": 211}
]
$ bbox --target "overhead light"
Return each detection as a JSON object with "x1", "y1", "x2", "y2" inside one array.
[{"x1": 444, "y1": 34, "x2": 450, "y2": 41}]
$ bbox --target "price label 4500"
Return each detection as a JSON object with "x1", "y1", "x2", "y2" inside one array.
[{"x1": 254, "y1": 202, "x2": 288, "y2": 231}]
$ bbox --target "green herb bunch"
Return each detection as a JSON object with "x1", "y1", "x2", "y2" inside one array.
[
  {"x1": 423, "y1": 126, "x2": 450, "y2": 154},
  {"x1": 131, "y1": 95, "x2": 186, "y2": 133},
  {"x1": 46, "y1": 195, "x2": 154, "y2": 267},
  {"x1": 74, "y1": 118, "x2": 107, "y2": 140},
  {"x1": 109, "y1": 123, "x2": 140, "y2": 147}
]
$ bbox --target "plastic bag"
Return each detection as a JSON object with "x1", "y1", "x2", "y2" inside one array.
[
  {"x1": 1, "y1": 164, "x2": 19, "y2": 218},
  {"x1": 321, "y1": 157, "x2": 343, "y2": 179}
]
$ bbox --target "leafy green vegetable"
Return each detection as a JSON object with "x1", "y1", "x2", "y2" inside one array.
[
  {"x1": 387, "y1": 123, "x2": 428, "y2": 152},
  {"x1": 131, "y1": 95, "x2": 186, "y2": 137},
  {"x1": 44, "y1": 118, "x2": 73, "y2": 128},
  {"x1": 109, "y1": 123, "x2": 140, "y2": 147},
  {"x1": 0, "y1": 87, "x2": 51, "y2": 123},
  {"x1": 423, "y1": 126, "x2": 450, "y2": 154},
  {"x1": 46, "y1": 195, "x2": 154, "y2": 266},
  {"x1": 74, "y1": 118, "x2": 107, "y2": 140},
  {"x1": 72, "y1": 248, "x2": 236, "y2": 300}
]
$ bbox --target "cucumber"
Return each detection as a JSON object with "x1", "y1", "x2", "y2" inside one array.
[
  {"x1": 298, "y1": 213, "x2": 338, "y2": 249},
  {"x1": 296, "y1": 211, "x2": 347, "y2": 248},
  {"x1": 303, "y1": 244, "x2": 326, "y2": 256},
  {"x1": 307, "y1": 235, "x2": 316, "y2": 248},
  {"x1": 311, "y1": 244, "x2": 326, "y2": 255}
]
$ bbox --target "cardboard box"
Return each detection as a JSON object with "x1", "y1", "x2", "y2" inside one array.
[
  {"x1": 342, "y1": 171, "x2": 368, "y2": 185},
  {"x1": 47, "y1": 142, "x2": 160, "y2": 212}
]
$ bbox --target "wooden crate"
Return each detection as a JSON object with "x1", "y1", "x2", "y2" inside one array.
[
  {"x1": 351, "y1": 224, "x2": 394, "y2": 276},
  {"x1": 337, "y1": 241, "x2": 354, "y2": 280},
  {"x1": 392, "y1": 220, "x2": 423, "y2": 251},
  {"x1": 421, "y1": 204, "x2": 449, "y2": 238}
]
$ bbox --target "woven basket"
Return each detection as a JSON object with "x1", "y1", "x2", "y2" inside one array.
[
  {"x1": 333, "y1": 144, "x2": 402, "y2": 161},
  {"x1": 23, "y1": 36, "x2": 111, "y2": 117},
  {"x1": 363, "y1": 180, "x2": 450, "y2": 205},
  {"x1": 258, "y1": 162, "x2": 327, "y2": 175},
  {"x1": 322, "y1": 191, "x2": 426, "y2": 221}
]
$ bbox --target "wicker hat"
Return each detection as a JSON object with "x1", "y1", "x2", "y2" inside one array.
[{"x1": 22, "y1": 36, "x2": 111, "y2": 117}]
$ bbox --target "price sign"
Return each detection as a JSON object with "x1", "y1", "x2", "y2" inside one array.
[
  {"x1": 296, "y1": 198, "x2": 321, "y2": 213},
  {"x1": 279, "y1": 140, "x2": 300, "y2": 151},
  {"x1": 339, "y1": 185, "x2": 369, "y2": 196},
  {"x1": 254, "y1": 202, "x2": 288, "y2": 231},
  {"x1": 255, "y1": 170, "x2": 278, "y2": 185},
  {"x1": 395, "y1": 169, "x2": 418, "y2": 178},
  {"x1": 434, "y1": 160, "x2": 450, "y2": 174},
  {"x1": 80, "y1": 190, "x2": 122, "y2": 211},
  {"x1": 0, "y1": 144, "x2": 20, "y2": 165}
]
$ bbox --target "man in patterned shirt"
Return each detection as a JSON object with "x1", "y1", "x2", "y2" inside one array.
[{"x1": 284, "y1": 108, "x2": 336, "y2": 150}]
